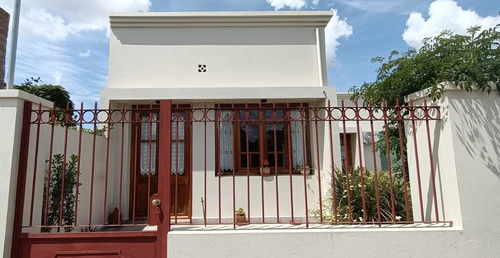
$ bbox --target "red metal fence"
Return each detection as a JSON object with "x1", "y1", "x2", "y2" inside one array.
[{"x1": 16, "y1": 99, "x2": 446, "y2": 234}]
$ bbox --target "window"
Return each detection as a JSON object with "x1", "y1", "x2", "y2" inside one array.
[{"x1": 216, "y1": 104, "x2": 310, "y2": 175}]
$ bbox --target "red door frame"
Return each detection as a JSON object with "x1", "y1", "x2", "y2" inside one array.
[{"x1": 11, "y1": 100, "x2": 173, "y2": 258}]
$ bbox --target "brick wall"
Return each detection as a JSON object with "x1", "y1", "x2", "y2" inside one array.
[{"x1": 0, "y1": 8, "x2": 9, "y2": 88}]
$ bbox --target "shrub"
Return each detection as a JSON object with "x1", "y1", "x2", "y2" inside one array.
[
  {"x1": 312, "y1": 167, "x2": 411, "y2": 223},
  {"x1": 41, "y1": 154, "x2": 80, "y2": 232}
]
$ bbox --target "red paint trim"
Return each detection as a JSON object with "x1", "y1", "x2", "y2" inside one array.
[
  {"x1": 11, "y1": 101, "x2": 33, "y2": 258},
  {"x1": 158, "y1": 100, "x2": 172, "y2": 258}
]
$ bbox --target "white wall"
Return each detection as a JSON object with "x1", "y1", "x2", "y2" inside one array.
[
  {"x1": 108, "y1": 12, "x2": 331, "y2": 89},
  {"x1": 167, "y1": 84, "x2": 500, "y2": 257},
  {"x1": 0, "y1": 90, "x2": 51, "y2": 257}
]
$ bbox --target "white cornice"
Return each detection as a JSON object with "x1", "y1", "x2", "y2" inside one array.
[{"x1": 109, "y1": 11, "x2": 333, "y2": 28}]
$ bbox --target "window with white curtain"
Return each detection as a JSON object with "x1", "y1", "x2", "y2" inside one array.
[{"x1": 217, "y1": 104, "x2": 309, "y2": 175}]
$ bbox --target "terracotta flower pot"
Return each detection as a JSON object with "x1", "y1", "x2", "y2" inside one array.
[
  {"x1": 235, "y1": 213, "x2": 247, "y2": 225},
  {"x1": 300, "y1": 166, "x2": 311, "y2": 175},
  {"x1": 260, "y1": 167, "x2": 271, "y2": 176}
]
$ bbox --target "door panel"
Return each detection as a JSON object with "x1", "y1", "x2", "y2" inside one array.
[
  {"x1": 130, "y1": 107, "x2": 192, "y2": 219},
  {"x1": 170, "y1": 111, "x2": 191, "y2": 218}
]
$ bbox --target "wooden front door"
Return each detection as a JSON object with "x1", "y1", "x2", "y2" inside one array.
[
  {"x1": 131, "y1": 107, "x2": 191, "y2": 219},
  {"x1": 130, "y1": 110, "x2": 159, "y2": 218},
  {"x1": 170, "y1": 110, "x2": 191, "y2": 218}
]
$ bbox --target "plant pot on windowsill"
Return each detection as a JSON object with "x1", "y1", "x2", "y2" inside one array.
[
  {"x1": 300, "y1": 166, "x2": 312, "y2": 175},
  {"x1": 260, "y1": 167, "x2": 271, "y2": 176}
]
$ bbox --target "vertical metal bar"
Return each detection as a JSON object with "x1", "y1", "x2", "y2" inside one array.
[
  {"x1": 410, "y1": 99, "x2": 425, "y2": 221},
  {"x1": 273, "y1": 101, "x2": 280, "y2": 223},
  {"x1": 203, "y1": 102, "x2": 207, "y2": 226},
  {"x1": 424, "y1": 99, "x2": 440, "y2": 222},
  {"x1": 300, "y1": 102, "x2": 309, "y2": 228},
  {"x1": 232, "y1": 102, "x2": 236, "y2": 229},
  {"x1": 44, "y1": 102, "x2": 56, "y2": 226},
  {"x1": 103, "y1": 103, "x2": 112, "y2": 225},
  {"x1": 216, "y1": 104, "x2": 222, "y2": 224},
  {"x1": 369, "y1": 101, "x2": 382, "y2": 225},
  {"x1": 286, "y1": 101, "x2": 295, "y2": 223},
  {"x1": 327, "y1": 100, "x2": 338, "y2": 222},
  {"x1": 245, "y1": 102, "x2": 250, "y2": 223},
  {"x1": 313, "y1": 101, "x2": 323, "y2": 223},
  {"x1": 174, "y1": 103, "x2": 180, "y2": 224},
  {"x1": 341, "y1": 100, "x2": 352, "y2": 222},
  {"x1": 147, "y1": 103, "x2": 153, "y2": 222},
  {"x1": 10, "y1": 101, "x2": 32, "y2": 258},
  {"x1": 74, "y1": 102, "x2": 83, "y2": 227},
  {"x1": 396, "y1": 99, "x2": 411, "y2": 221},
  {"x1": 354, "y1": 100, "x2": 367, "y2": 222},
  {"x1": 88, "y1": 102, "x2": 97, "y2": 225},
  {"x1": 132, "y1": 103, "x2": 139, "y2": 224},
  {"x1": 188, "y1": 102, "x2": 194, "y2": 225},
  {"x1": 29, "y1": 102, "x2": 42, "y2": 226},
  {"x1": 58, "y1": 103, "x2": 70, "y2": 227},
  {"x1": 118, "y1": 102, "x2": 126, "y2": 225},
  {"x1": 382, "y1": 100, "x2": 397, "y2": 223},
  {"x1": 259, "y1": 101, "x2": 265, "y2": 224}
]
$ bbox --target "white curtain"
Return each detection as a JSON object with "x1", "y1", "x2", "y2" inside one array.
[
  {"x1": 171, "y1": 114, "x2": 185, "y2": 175},
  {"x1": 219, "y1": 110, "x2": 233, "y2": 171},
  {"x1": 290, "y1": 109, "x2": 306, "y2": 170},
  {"x1": 140, "y1": 114, "x2": 157, "y2": 175}
]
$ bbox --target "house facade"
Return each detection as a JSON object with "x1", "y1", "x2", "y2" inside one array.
[
  {"x1": 102, "y1": 11, "x2": 343, "y2": 223},
  {"x1": 4, "y1": 11, "x2": 498, "y2": 258}
]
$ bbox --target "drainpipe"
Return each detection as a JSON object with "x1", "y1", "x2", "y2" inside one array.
[{"x1": 6, "y1": 0, "x2": 21, "y2": 89}]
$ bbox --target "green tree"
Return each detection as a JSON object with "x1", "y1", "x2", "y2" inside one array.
[
  {"x1": 350, "y1": 25, "x2": 500, "y2": 106},
  {"x1": 350, "y1": 25, "x2": 500, "y2": 162},
  {"x1": 14, "y1": 77, "x2": 74, "y2": 110}
]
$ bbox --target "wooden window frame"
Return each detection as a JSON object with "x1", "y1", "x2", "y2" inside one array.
[{"x1": 215, "y1": 103, "x2": 311, "y2": 176}]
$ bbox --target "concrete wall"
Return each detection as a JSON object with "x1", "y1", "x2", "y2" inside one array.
[
  {"x1": 167, "y1": 85, "x2": 500, "y2": 257},
  {"x1": 108, "y1": 12, "x2": 331, "y2": 89},
  {"x1": 0, "y1": 90, "x2": 119, "y2": 243},
  {"x1": 0, "y1": 90, "x2": 51, "y2": 257}
]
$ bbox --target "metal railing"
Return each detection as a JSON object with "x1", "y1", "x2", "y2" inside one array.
[{"x1": 17, "y1": 99, "x2": 448, "y2": 233}]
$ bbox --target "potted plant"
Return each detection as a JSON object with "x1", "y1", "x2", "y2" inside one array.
[
  {"x1": 300, "y1": 165, "x2": 313, "y2": 175},
  {"x1": 260, "y1": 160, "x2": 271, "y2": 176},
  {"x1": 235, "y1": 208, "x2": 248, "y2": 225}
]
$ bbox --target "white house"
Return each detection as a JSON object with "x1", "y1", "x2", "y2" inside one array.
[{"x1": 3, "y1": 11, "x2": 498, "y2": 258}]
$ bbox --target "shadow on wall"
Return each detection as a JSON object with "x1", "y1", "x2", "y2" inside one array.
[{"x1": 451, "y1": 95, "x2": 500, "y2": 178}]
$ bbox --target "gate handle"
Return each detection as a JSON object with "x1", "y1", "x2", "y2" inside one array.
[{"x1": 152, "y1": 199, "x2": 161, "y2": 207}]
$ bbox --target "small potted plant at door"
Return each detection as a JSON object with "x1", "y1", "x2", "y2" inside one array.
[
  {"x1": 260, "y1": 160, "x2": 271, "y2": 176},
  {"x1": 235, "y1": 208, "x2": 248, "y2": 225}
]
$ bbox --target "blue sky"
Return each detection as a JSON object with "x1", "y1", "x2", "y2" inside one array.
[{"x1": 1, "y1": 0, "x2": 499, "y2": 107}]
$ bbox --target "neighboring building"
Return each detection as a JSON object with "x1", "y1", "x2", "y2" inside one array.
[{"x1": 0, "y1": 7, "x2": 9, "y2": 87}]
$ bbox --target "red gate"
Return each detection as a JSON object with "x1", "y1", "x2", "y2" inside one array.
[{"x1": 11, "y1": 100, "x2": 173, "y2": 258}]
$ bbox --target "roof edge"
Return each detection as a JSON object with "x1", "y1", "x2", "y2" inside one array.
[{"x1": 110, "y1": 11, "x2": 333, "y2": 28}]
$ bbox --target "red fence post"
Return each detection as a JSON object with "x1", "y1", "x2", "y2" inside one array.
[
  {"x1": 158, "y1": 100, "x2": 172, "y2": 258},
  {"x1": 11, "y1": 101, "x2": 33, "y2": 257}
]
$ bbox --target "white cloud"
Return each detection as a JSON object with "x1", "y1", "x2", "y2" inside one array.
[
  {"x1": 54, "y1": 70, "x2": 62, "y2": 85},
  {"x1": 325, "y1": 9, "x2": 353, "y2": 66},
  {"x1": 16, "y1": 0, "x2": 151, "y2": 41},
  {"x1": 79, "y1": 50, "x2": 91, "y2": 57},
  {"x1": 403, "y1": 0, "x2": 500, "y2": 49},
  {"x1": 266, "y1": 0, "x2": 311, "y2": 10}
]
